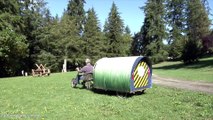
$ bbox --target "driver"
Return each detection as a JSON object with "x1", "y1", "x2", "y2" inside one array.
[{"x1": 76, "y1": 58, "x2": 94, "y2": 83}]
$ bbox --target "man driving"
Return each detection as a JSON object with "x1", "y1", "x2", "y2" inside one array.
[{"x1": 76, "y1": 58, "x2": 93, "y2": 83}]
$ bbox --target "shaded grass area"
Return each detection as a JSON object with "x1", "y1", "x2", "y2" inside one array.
[
  {"x1": 0, "y1": 72, "x2": 212, "y2": 119},
  {"x1": 153, "y1": 57, "x2": 213, "y2": 82}
]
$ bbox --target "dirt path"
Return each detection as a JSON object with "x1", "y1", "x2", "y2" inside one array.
[{"x1": 152, "y1": 74, "x2": 213, "y2": 94}]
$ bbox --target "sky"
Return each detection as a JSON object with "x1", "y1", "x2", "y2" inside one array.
[{"x1": 46, "y1": 0, "x2": 213, "y2": 34}]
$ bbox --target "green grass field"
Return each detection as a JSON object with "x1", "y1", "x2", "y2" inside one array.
[
  {"x1": 153, "y1": 57, "x2": 213, "y2": 82},
  {"x1": 0, "y1": 72, "x2": 212, "y2": 120}
]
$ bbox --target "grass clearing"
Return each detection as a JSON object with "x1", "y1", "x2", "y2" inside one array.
[
  {"x1": 153, "y1": 57, "x2": 213, "y2": 82},
  {"x1": 0, "y1": 72, "x2": 212, "y2": 119}
]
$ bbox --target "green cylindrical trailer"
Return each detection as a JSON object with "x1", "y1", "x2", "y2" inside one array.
[{"x1": 93, "y1": 56, "x2": 152, "y2": 93}]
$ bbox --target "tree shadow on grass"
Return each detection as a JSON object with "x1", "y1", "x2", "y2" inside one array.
[{"x1": 153, "y1": 59, "x2": 213, "y2": 70}]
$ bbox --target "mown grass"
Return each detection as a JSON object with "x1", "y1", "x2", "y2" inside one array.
[
  {"x1": 153, "y1": 57, "x2": 213, "y2": 82},
  {"x1": 0, "y1": 72, "x2": 212, "y2": 119}
]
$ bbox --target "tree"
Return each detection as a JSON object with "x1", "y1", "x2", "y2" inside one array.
[
  {"x1": 131, "y1": 32, "x2": 143, "y2": 56},
  {"x1": 20, "y1": 0, "x2": 49, "y2": 71},
  {"x1": 83, "y1": 8, "x2": 106, "y2": 62},
  {"x1": 34, "y1": 9, "x2": 59, "y2": 71},
  {"x1": 183, "y1": 0, "x2": 211, "y2": 63},
  {"x1": 140, "y1": 0, "x2": 168, "y2": 63},
  {"x1": 104, "y1": 2, "x2": 125, "y2": 57},
  {"x1": 0, "y1": 0, "x2": 28, "y2": 77},
  {"x1": 124, "y1": 25, "x2": 131, "y2": 34},
  {"x1": 67, "y1": 0, "x2": 85, "y2": 35},
  {"x1": 123, "y1": 25, "x2": 133, "y2": 56},
  {"x1": 0, "y1": 0, "x2": 24, "y2": 32},
  {"x1": 0, "y1": 30, "x2": 28, "y2": 77},
  {"x1": 51, "y1": 14, "x2": 83, "y2": 70},
  {"x1": 165, "y1": 0, "x2": 186, "y2": 60}
]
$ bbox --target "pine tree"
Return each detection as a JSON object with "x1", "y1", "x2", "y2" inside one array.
[
  {"x1": 34, "y1": 8, "x2": 59, "y2": 71},
  {"x1": 182, "y1": 0, "x2": 211, "y2": 63},
  {"x1": 0, "y1": 0, "x2": 23, "y2": 32},
  {"x1": 104, "y1": 2, "x2": 124, "y2": 57},
  {"x1": 52, "y1": 14, "x2": 83, "y2": 69},
  {"x1": 124, "y1": 25, "x2": 131, "y2": 35},
  {"x1": 83, "y1": 8, "x2": 105, "y2": 62},
  {"x1": 165, "y1": 0, "x2": 186, "y2": 60},
  {"x1": 131, "y1": 32, "x2": 143, "y2": 56},
  {"x1": 103, "y1": 20, "x2": 109, "y2": 33},
  {"x1": 123, "y1": 25, "x2": 133, "y2": 56},
  {"x1": 67, "y1": 0, "x2": 85, "y2": 35},
  {"x1": 20, "y1": 0, "x2": 48, "y2": 70},
  {"x1": 141, "y1": 0, "x2": 168, "y2": 63}
]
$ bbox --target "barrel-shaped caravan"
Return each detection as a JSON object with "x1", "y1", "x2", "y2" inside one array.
[{"x1": 93, "y1": 56, "x2": 152, "y2": 93}]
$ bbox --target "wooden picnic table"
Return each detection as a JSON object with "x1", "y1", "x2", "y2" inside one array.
[{"x1": 32, "y1": 64, "x2": 50, "y2": 76}]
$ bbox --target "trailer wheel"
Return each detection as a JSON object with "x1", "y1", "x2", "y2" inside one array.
[
  {"x1": 141, "y1": 89, "x2": 146, "y2": 94},
  {"x1": 116, "y1": 91, "x2": 128, "y2": 98},
  {"x1": 135, "y1": 89, "x2": 146, "y2": 95}
]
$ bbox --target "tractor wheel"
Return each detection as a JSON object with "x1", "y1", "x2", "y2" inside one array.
[
  {"x1": 71, "y1": 78, "x2": 77, "y2": 88},
  {"x1": 85, "y1": 81, "x2": 93, "y2": 89}
]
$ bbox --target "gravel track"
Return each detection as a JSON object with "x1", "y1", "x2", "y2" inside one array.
[{"x1": 152, "y1": 74, "x2": 213, "y2": 94}]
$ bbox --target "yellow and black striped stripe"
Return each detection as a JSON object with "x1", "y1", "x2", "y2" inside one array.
[{"x1": 133, "y1": 61, "x2": 149, "y2": 88}]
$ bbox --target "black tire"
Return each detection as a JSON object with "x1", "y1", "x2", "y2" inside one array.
[
  {"x1": 71, "y1": 78, "x2": 77, "y2": 88},
  {"x1": 85, "y1": 81, "x2": 93, "y2": 89},
  {"x1": 116, "y1": 91, "x2": 128, "y2": 98},
  {"x1": 141, "y1": 89, "x2": 146, "y2": 94},
  {"x1": 135, "y1": 89, "x2": 146, "y2": 95}
]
